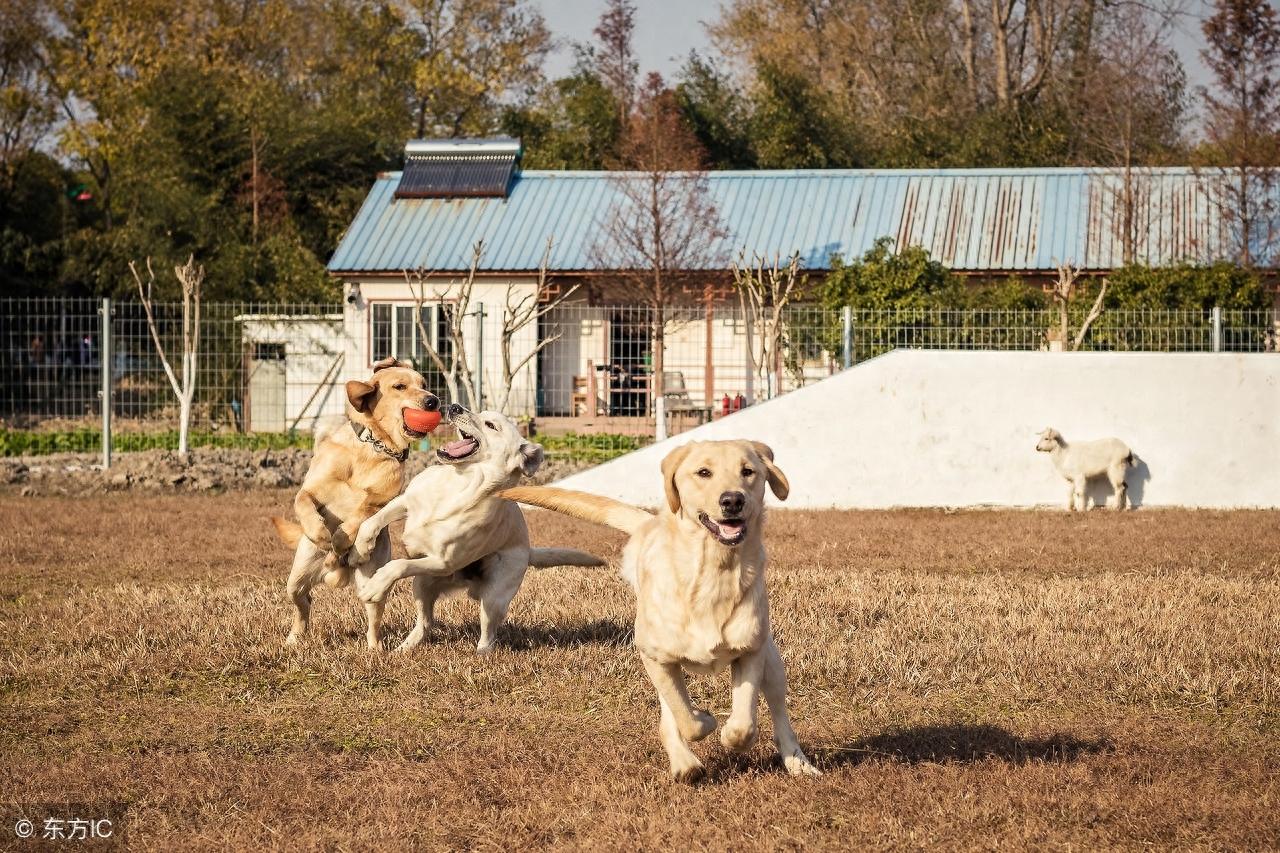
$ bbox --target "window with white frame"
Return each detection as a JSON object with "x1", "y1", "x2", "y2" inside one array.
[{"x1": 369, "y1": 303, "x2": 452, "y2": 366}]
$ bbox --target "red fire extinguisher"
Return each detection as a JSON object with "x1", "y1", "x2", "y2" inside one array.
[
  {"x1": 721, "y1": 395, "x2": 731, "y2": 417},
  {"x1": 732, "y1": 394, "x2": 745, "y2": 412}
]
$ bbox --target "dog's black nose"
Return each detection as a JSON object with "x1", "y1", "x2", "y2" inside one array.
[
  {"x1": 422, "y1": 394, "x2": 440, "y2": 412},
  {"x1": 447, "y1": 403, "x2": 466, "y2": 418},
  {"x1": 719, "y1": 491, "x2": 745, "y2": 515}
]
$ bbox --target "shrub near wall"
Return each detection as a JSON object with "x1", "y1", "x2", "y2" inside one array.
[
  {"x1": 816, "y1": 239, "x2": 1051, "y2": 359},
  {"x1": 817, "y1": 242, "x2": 1270, "y2": 357},
  {"x1": 1102, "y1": 261, "x2": 1269, "y2": 310}
]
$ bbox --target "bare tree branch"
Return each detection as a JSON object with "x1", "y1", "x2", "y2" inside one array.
[
  {"x1": 407, "y1": 264, "x2": 457, "y2": 402},
  {"x1": 496, "y1": 235, "x2": 580, "y2": 414},
  {"x1": 130, "y1": 254, "x2": 203, "y2": 452},
  {"x1": 732, "y1": 249, "x2": 803, "y2": 400},
  {"x1": 1073, "y1": 276, "x2": 1108, "y2": 350}
]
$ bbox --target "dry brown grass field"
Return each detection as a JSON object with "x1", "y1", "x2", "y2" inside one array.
[{"x1": 1, "y1": 492, "x2": 1277, "y2": 851}]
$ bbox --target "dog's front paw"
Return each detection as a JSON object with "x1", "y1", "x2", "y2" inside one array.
[
  {"x1": 349, "y1": 536, "x2": 375, "y2": 566},
  {"x1": 358, "y1": 577, "x2": 392, "y2": 604},
  {"x1": 680, "y1": 710, "x2": 717, "y2": 742},
  {"x1": 670, "y1": 755, "x2": 705, "y2": 784},
  {"x1": 783, "y1": 750, "x2": 822, "y2": 777},
  {"x1": 720, "y1": 720, "x2": 759, "y2": 753},
  {"x1": 396, "y1": 626, "x2": 427, "y2": 653}
]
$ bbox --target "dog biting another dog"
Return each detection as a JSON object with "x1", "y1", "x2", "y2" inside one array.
[
  {"x1": 503, "y1": 439, "x2": 821, "y2": 782},
  {"x1": 349, "y1": 405, "x2": 606, "y2": 654},
  {"x1": 271, "y1": 357, "x2": 441, "y2": 648}
]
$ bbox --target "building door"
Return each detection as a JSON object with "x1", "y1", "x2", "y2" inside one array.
[
  {"x1": 609, "y1": 309, "x2": 649, "y2": 416},
  {"x1": 249, "y1": 343, "x2": 286, "y2": 432}
]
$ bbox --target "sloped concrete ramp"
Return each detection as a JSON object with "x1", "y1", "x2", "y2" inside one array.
[{"x1": 549, "y1": 350, "x2": 1280, "y2": 510}]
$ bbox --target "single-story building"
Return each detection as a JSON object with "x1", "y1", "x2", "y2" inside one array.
[
  {"x1": 326, "y1": 138, "x2": 1246, "y2": 420},
  {"x1": 237, "y1": 314, "x2": 348, "y2": 432}
]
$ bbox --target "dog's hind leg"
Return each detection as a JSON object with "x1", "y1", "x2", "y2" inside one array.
[
  {"x1": 474, "y1": 550, "x2": 528, "y2": 654},
  {"x1": 760, "y1": 635, "x2": 821, "y2": 777},
  {"x1": 284, "y1": 538, "x2": 326, "y2": 645},
  {"x1": 397, "y1": 576, "x2": 446, "y2": 652},
  {"x1": 353, "y1": 529, "x2": 393, "y2": 650}
]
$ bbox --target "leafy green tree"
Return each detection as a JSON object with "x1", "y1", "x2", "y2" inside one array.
[
  {"x1": 403, "y1": 0, "x2": 551, "y2": 138},
  {"x1": 673, "y1": 52, "x2": 755, "y2": 170},
  {"x1": 957, "y1": 276, "x2": 1051, "y2": 310},
  {"x1": 502, "y1": 52, "x2": 624, "y2": 169},
  {"x1": 27, "y1": 0, "x2": 428, "y2": 300},
  {"x1": 750, "y1": 61, "x2": 863, "y2": 169},
  {"x1": 0, "y1": 145, "x2": 80, "y2": 296},
  {"x1": 0, "y1": 0, "x2": 57, "y2": 218}
]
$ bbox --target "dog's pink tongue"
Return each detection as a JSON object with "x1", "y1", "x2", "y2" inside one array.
[
  {"x1": 444, "y1": 438, "x2": 475, "y2": 456},
  {"x1": 718, "y1": 520, "x2": 744, "y2": 536}
]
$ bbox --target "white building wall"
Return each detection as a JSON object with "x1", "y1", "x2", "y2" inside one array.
[
  {"x1": 552, "y1": 350, "x2": 1280, "y2": 510},
  {"x1": 343, "y1": 277, "x2": 541, "y2": 415},
  {"x1": 342, "y1": 279, "x2": 836, "y2": 417}
]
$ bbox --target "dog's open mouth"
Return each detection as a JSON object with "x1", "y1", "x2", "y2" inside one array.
[
  {"x1": 699, "y1": 512, "x2": 747, "y2": 546},
  {"x1": 437, "y1": 429, "x2": 480, "y2": 462}
]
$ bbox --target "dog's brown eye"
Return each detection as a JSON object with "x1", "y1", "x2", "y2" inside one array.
[
  {"x1": 393, "y1": 383, "x2": 406, "y2": 390},
  {"x1": 485, "y1": 421, "x2": 497, "y2": 430},
  {"x1": 696, "y1": 468, "x2": 712, "y2": 478},
  {"x1": 742, "y1": 467, "x2": 754, "y2": 477}
]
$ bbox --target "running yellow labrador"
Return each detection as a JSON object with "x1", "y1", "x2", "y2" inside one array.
[
  {"x1": 272, "y1": 357, "x2": 440, "y2": 647},
  {"x1": 503, "y1": 439, "x2": 820, "y2": 782}
]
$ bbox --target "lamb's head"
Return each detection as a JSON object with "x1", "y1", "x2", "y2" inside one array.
[{"x1": 1035, "y1": 428, "x2": 1063, "y2": 453}]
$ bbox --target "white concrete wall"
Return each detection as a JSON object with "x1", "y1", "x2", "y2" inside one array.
[{"x1": 551, "y1": 350, "x2": 1280, "y2": 510}]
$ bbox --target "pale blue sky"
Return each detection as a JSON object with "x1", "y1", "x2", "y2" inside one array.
[
  {"x1": 537, "y1": 0, "x2": 721, "y2": 81},
  {"x1": 537, "y1": 0, "x2": 1214, "y2": 109}
]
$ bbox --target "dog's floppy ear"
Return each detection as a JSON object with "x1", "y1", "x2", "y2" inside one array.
[
  {"x1": 346, "y1": 379, "x2": 378, "y2": 415},
  {"x1": 371, "y1": 357, "x2": 405, "y2": 373},
  {"x1": 660, "y1": 444, "x2": 693, "y2": 514},
  {"x1": 749, "y1": 441, "x2": 790, "y2": 501},
  {"x1": 518, "y1": 441, "x2": 545, "y2": 478}
]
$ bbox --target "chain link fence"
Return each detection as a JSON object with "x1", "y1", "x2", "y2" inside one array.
[
  {"x1": 1, "y1": 299, "x2": 345, "y2": 434},
  {"x1": 2, "y1": 299, "x2": 1275, "y2": 444}
]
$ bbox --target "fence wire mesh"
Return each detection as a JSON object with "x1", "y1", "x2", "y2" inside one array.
[
  {"x1": 2, "y1": 299, "x2": 1275, "y2": 438},
  {"x1": 1, "y1": 300, "x2": 344, "y2": 433}
]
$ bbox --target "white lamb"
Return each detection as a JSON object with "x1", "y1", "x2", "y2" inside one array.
[{"x1": 1035, "y1": 427, "x2": 1136, "y2": 511}]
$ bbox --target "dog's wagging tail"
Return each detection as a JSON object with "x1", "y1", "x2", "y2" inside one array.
[
  {"x1": 272, "y1": 515, "x2": 604, "y2": 571},
  {"x1": 500, "y1": 486, "x2": 652, "y2": 535},
  {"x1": 271, "y1": 517, "x2": 304, "y2": 549}
]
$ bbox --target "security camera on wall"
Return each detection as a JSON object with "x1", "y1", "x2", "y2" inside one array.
[{"x1": 345, "y1": 284, "x2": 360, "y2": 305}]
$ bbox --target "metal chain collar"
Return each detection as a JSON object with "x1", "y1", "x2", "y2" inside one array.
[{"x1": 350, "y1": 421, "x2": 408, "y2": 462}]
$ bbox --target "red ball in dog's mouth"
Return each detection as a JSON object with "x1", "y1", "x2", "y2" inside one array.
[{"x1": 402, "y1": 407, "x2": 442, "y2": 434}]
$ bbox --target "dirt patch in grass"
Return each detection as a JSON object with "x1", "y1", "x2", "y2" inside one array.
[{"x1": 1, "y1": 495, "x2": 1278, "y2": 850}]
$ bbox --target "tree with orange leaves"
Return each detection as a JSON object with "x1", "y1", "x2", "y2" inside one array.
[{"x1": 591, "y1": 73, "x2": 729, "y2": 403}]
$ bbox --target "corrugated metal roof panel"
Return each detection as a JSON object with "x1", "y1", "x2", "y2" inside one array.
[{"x1": 328, "y1": 167, "x2": 1239, "y2": 274}]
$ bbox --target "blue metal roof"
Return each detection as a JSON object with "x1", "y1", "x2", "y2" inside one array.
[{"x1": 327, "y1": 167, "x2": 1231, "y2": 274}]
